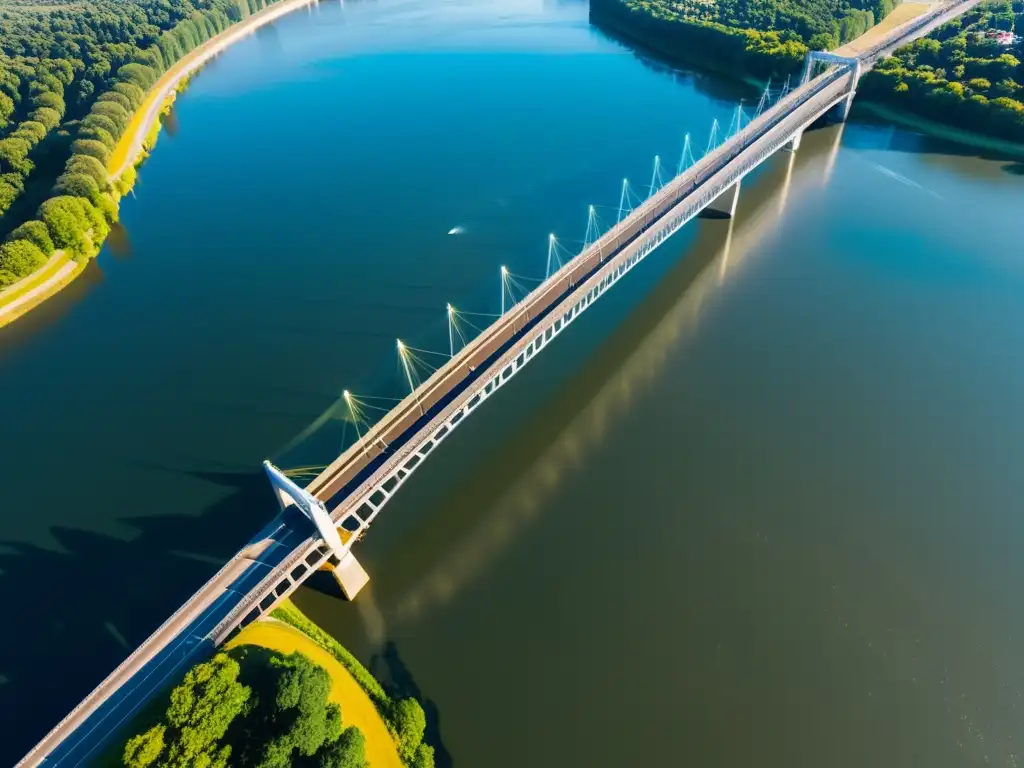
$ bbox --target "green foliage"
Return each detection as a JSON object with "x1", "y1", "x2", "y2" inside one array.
[
  {"x1": 0, "y1": 181, "x2": 18, "y2": 216},
  {"x1": 0, "y1": 0, "x2": 295, "y2": 253},
  {"x1": 270, "y1": 602, "x2": 392, "y2": 711},
  {"x1": 31, "y1": 90, "x2": 65, "y2": 115},
  {"x1": 412, "y1": 743, "x2": 436, "y2": 768},
  {"x1": 66, "y1": 154, "x2": 110, "y2": 187},
  {"x1": 54, "y1": 172, "x2": 103, "y2": 205},
  {"x1": 393, "y1": 698, "x2": 427, "y2": 764},
  {"x1": 0, "y1": 91, "x2": 13, "y2": 127},
  {"x1": 316, "y1": 726, "x2": 368, "y2": 768},
  {"x1": 231, "y1": 649, "x2": 344, "y2": 767},
  {"x1": 122, "y1": 725, "x2": 166, "y2": 768},
  {"x1": 160, "y1": 653, "x2": 252, "y2": 768},
  {"x1": 97, "y1": 91, "x2": 135, "y2": 114},
  {"x1": 115, "y1": 643, "x2": 382, "y2": 768},
  {"x1": 40, "y1": 195, "x2": 94, "y2": 253},
  {"x1": 0, "y1": 137, "x2": 33, "y2": 175},
  {"x1": 862, "y1": 4, "x2": 1024, "y2": 143},
  {"x1": 91, "y1": 101, "x2": 132, "y2": 135},
  {"x1": 113, "y1": 81, "x2": 147, "y2": 110},
  {"x1": 8, "y1": 220, "x2": 55, "y2": 254},
  {"x1": 30, "y1": 107, "x2": 62, "y2": 131},
  {"x1": 0, "y1": 238, "x2": 47, "y2": 278},
  {"x1": 610, "y1": 0, "x2": 901, "y2": 48},
  {"x1": 70, "y1": 138, "x2": 111, "y2": 165},
  {"x1": 13, "y1": 121, "x2": 48, "y2": 144}
]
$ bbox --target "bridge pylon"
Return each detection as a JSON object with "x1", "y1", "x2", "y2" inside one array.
[
  {"x1": 263, "y1": 460, "x2": 370, "y2": 599},
  {"x1": 787, "y1": 50, "x2": 861, "y2": 151}
]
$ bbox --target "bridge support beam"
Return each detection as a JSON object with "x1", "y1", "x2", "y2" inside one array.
[
  {"x1": 707, "y1": 179, "x2": 742, "y2": 218},
  {"x1": 786, "y1": 129, "x2": 803, "y2": 152},
  {"x1": 264, "y1": 461, "x2": 370, "y2": 600}
]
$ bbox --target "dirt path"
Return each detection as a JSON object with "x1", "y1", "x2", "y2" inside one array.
[{"x1": 0, "y1": 253, "x2": 76, "y2": 329}]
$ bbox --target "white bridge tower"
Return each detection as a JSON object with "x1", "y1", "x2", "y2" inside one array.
[{"x1": 263, "y1": 460, "x2": 370, "y2": 599}]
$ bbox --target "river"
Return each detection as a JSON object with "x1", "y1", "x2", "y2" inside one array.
[{"x1": 1, "y1": 0, "x2": 1024, "y2": 764}]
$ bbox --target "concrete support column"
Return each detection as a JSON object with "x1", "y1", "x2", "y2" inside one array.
[
  {"x1": 708, "y1": 178, "x2": 742, "y2": 218},
  {"x1": 834, "y1": 92, "x2": 855, "y2": 123},
  {"x1": 786, "y1": 129, "x2": 803, "y2": 152}
]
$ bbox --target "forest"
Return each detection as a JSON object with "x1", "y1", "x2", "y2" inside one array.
[
  {"x1": 589, "y1": 0, "x2": 904, "y2": 81},
  {"x1": 860, "y1": 0, "x2": 1024, "y2": 142},
  {"x1": 0, "y1": 0, "x2": 288, "y2": 288}
]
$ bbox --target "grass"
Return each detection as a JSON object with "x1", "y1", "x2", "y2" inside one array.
[
  {"x1": 271, "y1": 599, "x2": 392, "y2": 712},
  {"x1": 227, "y1": 618, "x2": 404, "y2": 768}
]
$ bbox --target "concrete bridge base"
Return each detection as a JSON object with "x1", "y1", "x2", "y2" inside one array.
[{"x1": 331, "y1": 551, "x2": 370, "y2": 600}]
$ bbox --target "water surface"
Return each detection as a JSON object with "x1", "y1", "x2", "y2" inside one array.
[{"x1": 1, "y1": 0, "x2": 1023, "y2": 764}]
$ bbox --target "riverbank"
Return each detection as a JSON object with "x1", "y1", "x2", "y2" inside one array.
[
  {"x1": 0, "y1": 252, "x2": 79, "y2": 330},
  {"x1": 227, "y1": 615, "x2": 404, "y2": 768},
  {"x1": 0, "y1": 0, "x2": 317, "y2": 332},
  {"x1": 588, "y1": 0, "x2": 802, "y2": 85},
  {"x1": 107, "y1": 0, "x2": 318, "y2": 181},
  {"x1": 857, "y1": 101, "x2": 1024, "y2": 159}
]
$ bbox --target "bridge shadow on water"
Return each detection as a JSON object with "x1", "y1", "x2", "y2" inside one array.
[{"x1": 0, "y1": 466, "x2": 276, "y2": 765}]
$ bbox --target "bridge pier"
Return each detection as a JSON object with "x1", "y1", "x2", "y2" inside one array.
[
  {"x1": 264, "y1": 461, "x2": 370, "y2": 600},
  {"x1": 786, "y1": 130, "x2": 803, "y2": 152},
  {"x1": 707, "y1": 179, "x2": 742, "y2": 218}
]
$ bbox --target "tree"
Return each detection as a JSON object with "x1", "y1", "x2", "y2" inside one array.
[
  {"x1": 316, "y1": 726, "x2": 367, "y2": 768},
  {"x1": 31, "y1": 90, "x2": 65, "y2": 114},
  {"x1": 0, "y1": 239, "x2": 47, "y2": 277},
  {"x1": 30, "y1": 107, "x2": 61, "y2": 131},
  {"x1": 79, "y1": 126, "x2": 117, "y2": 150},
  {"x1": 54, "y1": 173, "x2": 103, "y2": 205},
  {"x1": 40, "y1": 195, "x2": 92, "y2": 252},
  {"x1": 82, "y1": 113, "x2": 121, "y2": 140},
  {"x1": 70, "y1": 138, "x2": 111, "y2": 165},
  {"x1": 123, "y1": 724, "x2": 166, "y2": 768},
  {"x1": 8, "y1": 220, "x2": 55, "y2": 254},
  {"x1": 0, "y1": 138, "x2": 34, "y2": 175},
  {"x1": 97, "y1": 91, "x2": 134, "y2": 113},
  {"x1": 160, "y1": 653, "x2": 252, "y2": 768},
  {"x1": 91, "y1": 101, "x2": 131, "y2": 135},
  {"x1": 392, "y1": 697, "x2": 427, "y2": 763},
  {"x1": 13, "y1": 121, "x2": 48, "y2": 144},
  {"x1": 0, "y1": 182, "x2": 18, "y2": 216},
  {"x1": 113, "y1": 81, "x2": 146, "y2": 110},
  {"x1": 66, "y1": 154, "x2": 110, "y2": 188}
]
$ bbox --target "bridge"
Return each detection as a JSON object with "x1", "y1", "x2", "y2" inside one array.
[{"x1": 18, "y1": 1, "x2": 981, "y2": 764}]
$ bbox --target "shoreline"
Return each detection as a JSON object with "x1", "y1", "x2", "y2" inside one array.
[
  {"x1": 0, "y1": 0, "x2": 318, "y2": 331},
  {"x1": 856, "y1": 102, "x2": 1024, "y2": 160},
  {"x1": 0, "y1": 254, "x2": 80, "y2": 330},
  {"x1": 107, "y1": 0, "x2": 319, "y2": 180}
]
